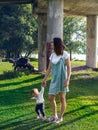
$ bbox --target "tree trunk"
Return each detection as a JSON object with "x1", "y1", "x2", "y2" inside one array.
[{"x1": 70, "y1": 49, "x2": 72, "y2": 60}]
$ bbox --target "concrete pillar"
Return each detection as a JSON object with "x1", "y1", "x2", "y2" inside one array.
[
  {"x1": 38, "y1": 14, "x2": 47, "y2": 72},
  {"x1": 86, "y1": 15, "x2": 98, "y2": 68},
  {"x1": 47, "y1": 0, "x2": 64, "y2": 42}
]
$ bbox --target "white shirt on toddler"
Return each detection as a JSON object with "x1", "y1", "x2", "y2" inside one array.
[{"x1": 31, "y1": 87, "x2": 44, "y2": 104}]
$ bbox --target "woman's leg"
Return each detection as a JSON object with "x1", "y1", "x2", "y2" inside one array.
[
  {"x1": 48, "y1": 94, "x2": 57, "y2": 117},
  {"x1": 58, "y1": 92, "x2": 66, "y2": 119}
]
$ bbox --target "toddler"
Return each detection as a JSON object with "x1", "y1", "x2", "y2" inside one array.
[{"x1": 31, "y1": 86, "x2": 46, "y2": 120}]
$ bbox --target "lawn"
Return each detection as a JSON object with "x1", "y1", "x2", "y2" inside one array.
[{"x1": 0, "y1": 60, "x2": 98, "y2": 130}]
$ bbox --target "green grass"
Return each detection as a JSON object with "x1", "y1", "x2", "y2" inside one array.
[{"x1": 0, "y1": 60, "x2": 98, "y2": 130}]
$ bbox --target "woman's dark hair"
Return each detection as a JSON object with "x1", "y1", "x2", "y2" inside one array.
[{"x1": 53, "y1": 37, "x2": 64, "y2": 55}]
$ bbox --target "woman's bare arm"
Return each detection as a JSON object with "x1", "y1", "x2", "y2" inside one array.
[
  {"x1": 42, "y1": 63, "x2": 51, "y2": 86},
  {"x1": 64, "y1": 57, "x2": 71, "y2": 87}
]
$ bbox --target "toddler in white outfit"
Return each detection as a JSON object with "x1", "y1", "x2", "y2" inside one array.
[{"x1": 31, "y1": 86, "x2": 46, "y2": 120}]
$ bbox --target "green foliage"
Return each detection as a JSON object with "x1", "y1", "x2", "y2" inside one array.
[
  {"x1": 0, "y1": 61, "x2": 98, "y2": 130},
  {"x1": 0, "y1": 4, "x2": 38, "y2": 58},
  {"x1": 63, "y1": 17, "x2": 86, "y2": 57}
]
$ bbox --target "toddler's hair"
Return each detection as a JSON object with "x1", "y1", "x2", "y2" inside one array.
[{"x1": 31, "y1": 88, "x2": 38, "y2": 94}]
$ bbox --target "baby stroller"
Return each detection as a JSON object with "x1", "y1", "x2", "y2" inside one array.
[{"x1": 14, "y1": 58, "x2": 34, "y2": 72}]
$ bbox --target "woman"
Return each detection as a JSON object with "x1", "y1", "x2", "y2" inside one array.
[{"x1": 42, "y1": 37, "x2": 71, "y2": 123}]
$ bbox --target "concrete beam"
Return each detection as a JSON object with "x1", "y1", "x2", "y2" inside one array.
[
  {"x1": 32, "y1": 0, "x2": 98, "y2": 16},
  {"x1": 0, "y1": 0, "x2": 33, "y2": 5}
]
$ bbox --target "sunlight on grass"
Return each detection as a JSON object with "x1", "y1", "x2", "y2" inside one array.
[
  {"x1": 0, "y1": 62, "x2": 13, "y2": 74},
  {"x1": 0, "y1": 74, "x2": 41, "y2": 91},
  {"x1": 0, "y1": 60, "x2": 98, "y2": 130}
]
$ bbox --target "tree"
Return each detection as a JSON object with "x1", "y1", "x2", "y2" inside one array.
[
  {"x1": 63, "y1": 16, "x2": 86, "y2": 60},
  {"x1": 0, "y1": 4, "x2": 38, "y2": 59}
]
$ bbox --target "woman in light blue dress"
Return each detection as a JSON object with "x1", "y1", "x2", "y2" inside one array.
[{"x1": 42, "y1": 37, "x2": 71, "y2": 123}]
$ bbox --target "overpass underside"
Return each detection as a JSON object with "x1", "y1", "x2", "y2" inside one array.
[{"x1": 1, "y1": 0, "x2": 98, "y2": 16}]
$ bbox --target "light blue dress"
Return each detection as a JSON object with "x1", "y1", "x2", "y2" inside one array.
[{"x1": 49, "y1": 51, "x2": 69, "y2": 95}]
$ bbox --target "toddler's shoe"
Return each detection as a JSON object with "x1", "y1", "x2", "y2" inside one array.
[{"x1": 37, "y1": 115, "x2": 42, "y2": 119}]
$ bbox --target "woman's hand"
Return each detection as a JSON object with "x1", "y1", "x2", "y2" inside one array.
[
  {"x1": 64, "y1": 79, "x2": 69, "y2": 87},
  {"x1": 42, "y1": 80, "x2": 47, "y2": 87}
]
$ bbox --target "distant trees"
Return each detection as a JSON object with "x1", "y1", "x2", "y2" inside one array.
[
  {"x1": 0, "y1": 4, "x2": 38, "y2": 59},
  {"x1": 63, "y1": 17, "x2": 86, "y2": 60}
]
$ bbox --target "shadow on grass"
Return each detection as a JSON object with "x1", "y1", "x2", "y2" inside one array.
[
  {"x1": 0, "y1": 71, "x2": 20, "y2": 80},
  {"x1": 0, "y1": 71, "x2": 31, "y2": 80},
  {"x1": 0, "y1": 119, "x2": 51, "y2": 130},
  {"x1": 65, "y1": 104, "x2": 98, "y2": 116},
  {"x1": 0, "y1": 70, "x2": 41, "y2": 80},
  {"x1": 68, "y1": 75, "x2": 98, "y2": 99},
  {"x1": 0, "y1": 75, "x2": 44, "y2": 106},
  {"x1": 0, "y1": 109, "x2": 98, "y2": 130},
  {"x1": 0, "y1": 111, "x2": 32, "y2": 129},
  {"x1": 50, "y1": 110, "x2": 98, "y2": 130},
  {"x1": 0, "y1": 112, "x2": 50, "y2": 130},
  {"x1": 0, "y1": 74, "x2": 43, "y2": 87},
  {"x1": 72, "y1": 65, "x2": 89, "y2": 72},
  {"x1": 0, "y1": 68, "x2": 98, "y2": 130}
]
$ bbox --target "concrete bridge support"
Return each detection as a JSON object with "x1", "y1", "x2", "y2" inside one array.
[
  {"x1": 47, "y1": 0, "x2": 64, "y2": 42},
  {"x1": 38, "y1": 14, "x2": 47, "y2": 72},
  {"x1": 38, "y1": 0, "x2": 64, "y2": 72},
  {"x1": 86, "y1": 15, "x2": 98, "y2": 68}
]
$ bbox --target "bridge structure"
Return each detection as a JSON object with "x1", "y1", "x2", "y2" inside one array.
[{"x1": 0, "y1": 0, "x2": 98, "y2": 71}]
